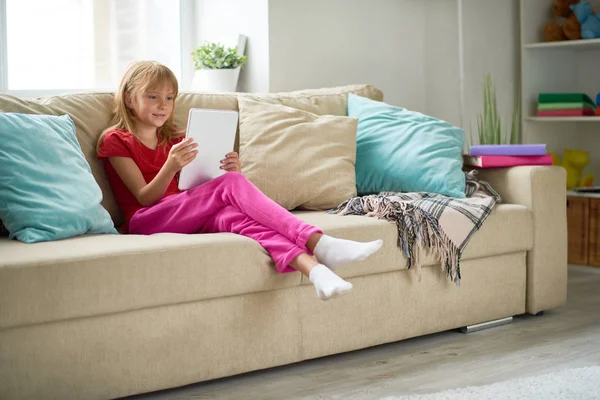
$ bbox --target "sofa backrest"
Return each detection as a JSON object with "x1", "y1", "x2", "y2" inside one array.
[{"x1": 0, "y1": 84, "x2": 382, "y2": 226}]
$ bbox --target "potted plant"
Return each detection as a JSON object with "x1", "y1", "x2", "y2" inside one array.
[
  {"x1": 472, "y1": 74, "x2": 520, "y2": 145},
  {"x1": 190, "y1": 41, "x2": 248, "y2": 92}
]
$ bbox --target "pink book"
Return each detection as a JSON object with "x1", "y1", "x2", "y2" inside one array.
[
  {"x1": 463, "y1": 154, "x2": 553, "y2": 168},
  {"x1": 537, "y1": 109, "x2": 595, "y2": 117}
]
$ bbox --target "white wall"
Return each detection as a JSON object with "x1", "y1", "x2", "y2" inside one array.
[
  {"x1": 195, "y1": 0, "x2": 520, "y2": 138},
  {"x1": 195, "y1": 0, "x2": 270, "y2": 93},
  {"x1": 423, "y1": 0, "x2": 461, "y2": 127},
  {"x1": 268, "y1": 0, "x2": 427, "y2": 110},
  {"x1": 424, "y1": 0, "x2": 520, "y2": 143},
  {"x1": 461, "y1": 0, "x2": 520, "y2": 146},
  {"x1": 267, "y1": 0, "x2": 519, "y2": 136},
  {"x1": 180, "y1": 0, "x2": 198, "y2": 89}
]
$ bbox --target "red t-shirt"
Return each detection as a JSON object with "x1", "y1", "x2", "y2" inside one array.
[{"x1": 98, "y1": 129, "x2": 183, "y2": 233}]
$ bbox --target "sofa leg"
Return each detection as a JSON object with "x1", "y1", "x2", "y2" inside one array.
[{"x1": 459, "y1": 316, "x2": 513, "y2": 333}]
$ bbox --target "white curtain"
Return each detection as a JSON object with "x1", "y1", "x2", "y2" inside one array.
[{"x1": 6, "y1": 0, "x2": 181, "y2": 90}]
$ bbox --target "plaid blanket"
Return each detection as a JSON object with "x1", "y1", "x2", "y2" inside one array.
[{"x1": 328, "y1": 171, "x2": 501, "y2": 285}]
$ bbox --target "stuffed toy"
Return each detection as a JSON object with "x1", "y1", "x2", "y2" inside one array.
[
  {"x1": 563, "y1": 13, "x2": 582, "y2": 38},
  {"x1": 553, "y1": 0, "x2": 579, "y2": 16},
  {"x1": 545, "y1": 0, "x2": 581, "y2": 41},
  {"x1": 571, "y1": 0, "x2": 600, "y2": 38},
  {"x1": 545, "y1": 23, "x2": 567, "y2": 41}
]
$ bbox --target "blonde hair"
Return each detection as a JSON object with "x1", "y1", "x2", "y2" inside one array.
[{"x1": 97, "y1": 61, "x2": 182, "y2": 154}]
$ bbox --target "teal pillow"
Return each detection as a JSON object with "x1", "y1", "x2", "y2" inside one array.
[
  {"x1": 0, "y1": 113, "x2": 117, "y2": 242},
  {"x1": 348, "y1": 93, "x2": 465, "y2": 198}
]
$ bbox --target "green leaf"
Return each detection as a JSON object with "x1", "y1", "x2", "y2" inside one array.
[
  {"x1": 476, "y1": 73, "x2": 518, "y2": 145},
  {"x1": 510, "y1": 90, "x2": 521, "y2": 144},
  {"x1": 191, "y1": 42, "x2": 248, "y2": 70}
]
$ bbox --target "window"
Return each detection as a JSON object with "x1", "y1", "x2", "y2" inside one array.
[{"x1": 2, "y1": 0, "x2": 183, "y2": 94}]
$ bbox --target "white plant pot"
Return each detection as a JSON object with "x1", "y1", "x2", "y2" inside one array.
[{"x1": 190, "y1": 68, "x2": 240, "y2": 93}]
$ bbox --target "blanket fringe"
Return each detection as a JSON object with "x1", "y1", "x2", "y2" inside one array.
[{"x1": 329, "y1": 196, "x2": 461, "y2": 285}]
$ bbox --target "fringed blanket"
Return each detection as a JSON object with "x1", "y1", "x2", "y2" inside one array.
[{"x1": 328, "y1": 171, "x2": 501, "y2": 284}]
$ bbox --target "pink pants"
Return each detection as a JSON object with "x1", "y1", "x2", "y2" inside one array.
[{"x1": 129, "y1": 172, "x2": 322, "y2": 273}]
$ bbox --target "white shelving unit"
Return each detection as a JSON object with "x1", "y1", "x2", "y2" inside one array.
[
  {"x1": 567, "y1": 190, "x2": 600, "y2": 198},
  {"x1": 523, "y1": 37, "x2": 600, "y2": 49},
  {"x1": 520, "y1": 0, "x2": 600, "y2": 179},
  {"x1": 526, "y1": 116, "x2": 600, "y2": 122}
]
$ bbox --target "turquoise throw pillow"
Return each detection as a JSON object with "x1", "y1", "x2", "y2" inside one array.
[
  {"x1": 348, "y1": 94, "x2": 465, "y2": 198},
  {"x1": 0, "y1": 113, "x2": 117, "y2": 242}
]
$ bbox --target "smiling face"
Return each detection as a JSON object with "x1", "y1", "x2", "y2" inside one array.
[{"x1": 127, "y1": 83, "x2": 175, "y2": 132}]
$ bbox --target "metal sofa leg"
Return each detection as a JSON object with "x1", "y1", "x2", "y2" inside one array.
[{"x1": 459, "y1": 316, "x2": 513, "y2": 333}]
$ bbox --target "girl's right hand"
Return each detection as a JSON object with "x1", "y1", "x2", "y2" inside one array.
[{"x1": 164, "y1": 137, "x2": 198, "y2": 174}]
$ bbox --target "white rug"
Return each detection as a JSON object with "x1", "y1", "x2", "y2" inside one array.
[{"x1": 384, "y1": 366, "x2": 600, "y2": 400}]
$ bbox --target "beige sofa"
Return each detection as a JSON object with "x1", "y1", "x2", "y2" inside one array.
[{"x1": 0, "y1": 85, "x2": 567, "y2": 400}]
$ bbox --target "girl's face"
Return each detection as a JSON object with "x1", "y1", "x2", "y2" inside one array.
[{"x1": 128, "y1": 83, "x2": 175, "y2": 132}]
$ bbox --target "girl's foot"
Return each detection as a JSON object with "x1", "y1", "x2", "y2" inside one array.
[
  {"x1": 313, "y1": 235, "x2": 383, "y2": 271},
  {"x1": 309, "y1": 264, "x2": 353, "y2": 300}
]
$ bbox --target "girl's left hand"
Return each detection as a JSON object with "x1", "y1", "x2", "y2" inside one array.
[{"x1": 220, "y1": 152, "x2": 242, "y2": 172}]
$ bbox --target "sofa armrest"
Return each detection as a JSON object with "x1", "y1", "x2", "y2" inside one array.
[{"x1": 476, "y1": 166, "x2": 567, "y2": 314}]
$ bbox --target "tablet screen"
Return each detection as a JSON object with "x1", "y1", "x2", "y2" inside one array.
[{"x1": 178, "y1": 108, "x2": 239, "y2": 190}]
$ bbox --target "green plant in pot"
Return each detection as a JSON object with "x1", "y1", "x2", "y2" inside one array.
[
  {"x1": 473, "y1": 74, "x2": 520, "y2": 145},
  {"x1": 190, "y1": 42, "x2": 248, "y2": 92}
]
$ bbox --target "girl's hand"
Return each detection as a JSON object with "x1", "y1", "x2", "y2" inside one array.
[
  {"x1": 220, "y1": 152, "x2": 241, "y2": 172},
  {"x1": 164, "y1": 137, "x2": 198, "y2": 174}
]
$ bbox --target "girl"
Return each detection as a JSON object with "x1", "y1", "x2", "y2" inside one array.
[{"x1": 97, "y1": 61, "x2": 383, "y2": 301}]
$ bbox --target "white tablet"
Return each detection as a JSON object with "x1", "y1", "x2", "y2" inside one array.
[{"x1": 178, "y1": 108, "x2": 239, "y2": 191}]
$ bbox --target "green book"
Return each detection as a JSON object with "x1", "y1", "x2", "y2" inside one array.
[
  {"x1": 537, "y1": 101, "x2": 595, "y2": 111},
  {"x1": 538, "y1": 93, "x2": 595, "y2": 108}
]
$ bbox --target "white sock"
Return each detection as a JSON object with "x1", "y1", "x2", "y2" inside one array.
[
  {"x1": 313, "y1": 235, "x2": 383, "y2": 271},
  {"x1": 309, "y1": 264, "x2": 353, "y2": 300}
]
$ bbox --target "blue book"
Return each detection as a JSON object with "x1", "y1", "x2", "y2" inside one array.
[{"x1": 470, "y1": 144, "x2": 547, "y2": 156}]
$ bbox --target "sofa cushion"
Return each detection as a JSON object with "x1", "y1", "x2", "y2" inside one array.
[
  {"x1": 0, "y1": 203, "x2": 531, "y2": 330},
  {"x1": 0, "y1": 232, "x2": 301, "y2": 330},
  {"x1": 239, "y1": 84, "x2": 383, "y2": 116},
  {"x1": 0, "y1": 113, "x2": 117, "y2": 242},
  {"x1": 295, "y1": 203, "x2": 533, "y2": 284},
  {"x1": 0, "y1": 85, "x2": 383, "y2": 228},
  {"x1": 238, "y1": 98, "x2": 358, "y2": 210},
  {"x1": 0, "y1": 92, "x2": 122, "y2": 223},
  {"x1": 348, "y1": 93, "x2": 465, "y2": 197}
]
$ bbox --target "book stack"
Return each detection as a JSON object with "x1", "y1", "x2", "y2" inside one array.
[
  {"x1": 597, "y1": 93, "x2": 600, "y2": 116},
  {"x1": 463, "y1": 144, "x2": 552, "y2": 168},
  {"x1": 537, "y1": 93, "x2": 596, "y2": 117}
]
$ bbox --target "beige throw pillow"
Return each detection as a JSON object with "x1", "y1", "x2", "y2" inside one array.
[{"x1": 238, "y1": 98, "x2": 358, "y2": 210}]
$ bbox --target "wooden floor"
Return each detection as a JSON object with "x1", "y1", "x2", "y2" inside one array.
[{"x1": 128, "y1": 265, "x2": 600, "y2": 400}]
